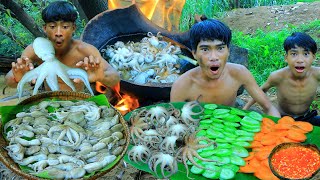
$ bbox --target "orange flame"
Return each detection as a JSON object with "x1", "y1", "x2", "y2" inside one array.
[
  {"x1": 114, "y1": 94, "x2": 139, "y2": 115},
  {"x1": 95, "y1": 81, "x2": 139, "y2": 115},
  {"x1": 108, "y1": 0, "x2": 186, "y2": 31}
]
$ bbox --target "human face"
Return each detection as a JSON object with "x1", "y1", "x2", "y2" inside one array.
[
  {"x1": 285, "y1": 46, "x2": 315, "y2": 77},
  {"x1": 192, "y1": 39, "x2": 229, "y2": 79},
  {"x1": 43, "y1": 21, "x2": 75, "y2": 50}
]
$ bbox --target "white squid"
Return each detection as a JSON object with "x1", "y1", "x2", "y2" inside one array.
[{"x1": 17, "y1": 37, "x2": 94, "y2": 100}]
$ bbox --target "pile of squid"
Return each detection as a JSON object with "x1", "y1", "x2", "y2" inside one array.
[
  {"x1": 127, "y1": 100, "x2": 216, "y2": 178},
  {"x1": 100, "y1": 32, "x2": 183, "y2": 85},
  {"x1": 4, "y1": 100, "x2": 126, "y2": 179}
]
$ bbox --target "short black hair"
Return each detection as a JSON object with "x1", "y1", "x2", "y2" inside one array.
[
  {"x1": 189, "y1": 17, "x2": 232, "y2": 51},
  {"x1": 42, "y1": 1, "x2": 78, "y2": 23},
  {"x1": 284, "y1": 32, "x2": 317, "y2": 54}
]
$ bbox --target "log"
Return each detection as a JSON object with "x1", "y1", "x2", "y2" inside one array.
[{"x1": 0, "y1": 56, "x2": 15, "y2": 74}]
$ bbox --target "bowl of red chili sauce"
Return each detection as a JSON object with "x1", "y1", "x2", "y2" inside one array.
[{"x1": 269, "y1": 143, "x2": 320, "y2": 180}]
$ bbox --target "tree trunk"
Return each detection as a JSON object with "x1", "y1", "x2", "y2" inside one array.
[
  {"x1": 0, "y1": 0, "x2": 45, "y2": 38},
  {"x1": 77, "y1": 0, "x2": 108, "y2": 20},
  {"x1": 69, "y1": 0, "x2": 89, "y2": 23}
]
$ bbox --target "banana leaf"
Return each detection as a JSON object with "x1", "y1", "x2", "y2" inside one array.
[{"x1": 123, "y1": 102, "x2": 320, "y2": 180}]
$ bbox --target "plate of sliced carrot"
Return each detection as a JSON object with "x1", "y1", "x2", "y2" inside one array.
[{"x1": 238, "y1": 116, "x2": 318, "y2": 180}]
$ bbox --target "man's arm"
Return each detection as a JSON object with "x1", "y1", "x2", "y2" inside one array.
[
  {"x1": 5, "y1": 45, "x2": 36, "y2": 88},
  {"x1": 243, "y1": 81, "x2": 272, "y2": 110},
  {"x1": 242, "y1": 69, "x2": 280, "y2": 117},
  {"x1": 170, "y1": 76, "x2": 189, "y2": 102},
  {"x1": 76, "y1": 44, "x2": 120, "y2": 88}
]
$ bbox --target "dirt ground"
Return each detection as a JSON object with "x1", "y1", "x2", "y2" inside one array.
[
  {"x1": 0, "y1": 1, "x2": 319, "y2": 179},
  {"x1": 221, "y1": 1, "x2": 320, "y2": 37}
]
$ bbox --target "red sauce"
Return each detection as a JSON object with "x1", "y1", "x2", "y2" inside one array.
[{"x1": 271, "y1": 146, "x2": 320, "y2": 179}]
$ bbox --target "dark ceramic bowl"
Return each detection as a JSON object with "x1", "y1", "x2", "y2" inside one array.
[{"x1": 268, "y1": 142, "x2": 320, "y2": 180}]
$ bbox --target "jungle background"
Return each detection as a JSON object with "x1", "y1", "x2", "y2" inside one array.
[{"x1": 0, "y1": 0, "x2": 319, "y2": 107}]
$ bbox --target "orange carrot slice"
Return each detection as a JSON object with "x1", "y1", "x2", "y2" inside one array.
[
  {"x1": 251, "y1": 140, "x2": 263, "y2": 148},
  {"x1": 244, "y1": 152, "x2": 255, "y2": 161},
  {"x1": 255, "y1": 150, "x2": 271, "y2": 161},
  {"x1": 253, "y1": 132, "x2": 265, "y2": 141},
  {"x1": 254, "y1": 165, "x2": 279, "y2": 180},
  {"x1": 274, "y1": 123, "x2": 292, "y2": 130},
  {"x1": 278, "y1": 116, "x2": 295, "y2": 124},
  {"x1": 286, "y1": 130, "x2": 307, "y2": 142},
  {"x1": 261, "y1": 135, "x2": 277, "y2": 145},
  {"x1": 292, "y1": 121, "x2": 313, "y2": 133},
  {"x1": 239, "y1": 162, "x2": 256, "y2": 173},
  {"x1": 262, "y1": 117, "x2": 276, "y2": 127}
]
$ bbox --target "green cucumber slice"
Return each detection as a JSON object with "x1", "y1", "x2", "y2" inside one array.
[
  {"x1": 224, "y1": 137, "x2": 236, "y2": 142},
  {"x1": 191, "y1": 165, "x2": 205, "y2": 175},
  {"x1": 222, "y1": 164, "x2": 240, "y2": 173},
  {"x1": 220, "y1": 168, "x2": 236, "y2": 179},
  {"x1": 223, "y1": 114, "x2": 242, "y2": 122},
  {"x1": 200, "y1": 114, "x2": 212, "y2": 119},
  {"x1": 199, "y1": 124, "x2": 211, "y2": 130},
  {"x1": 202, "y1": 166, "x2": 221, "y2": 179},
  {"x1": 240, "y1": 124, "x2": 261, "y2": 132},
  {"x1": 207, "y1": 129, "x2": 225, "y2": 139},
  {"x1": 200, "y1": 119, "x2": 213, "y2": 124},
  {"x1": 199, "y1": 151, "x2": 216, "y2": 158},
  {"x1": 236, "y1": 136, "x2": 254, "y2": 142},
  {"x1": 220, "y1": 156, "x2": 231, "y2": 164},
  {"x1": 217, "y1": 143, "x2": 232, "y2": 149},
  {"x1": 204, "y1": 104, "x2": 218, "y2": 110},
  {"x1": 224, "y1": 121, "x2": 241, "y2": 127},
  {"x1": 211, "y1": 123, "x2": 225, "y2": 129},
  {"x1": 222, "y1": 131, "x2": 238, "y2": 138},
  {"x1": 210, "y1": 117, "x2": 223, "y2": 123},
  {"x1": 241, "y1": 116, "x2": 261, "y2": 126},
  {"x1": 215, "y1": 148, "x2": 232, "y2": 157},
  {"x1": 235, "y1": 130, "x2": 255, "y2": 137},
  {"x1": 204, "y1": 109, "x2": 214, "y2": 115},
  {"x1": 215, "y1": 138, "x2": 229, "y2": 143},
  {"x1": 248, "y1": 111, "x2": 263, "y2": 121},
  {"x1": 232, "y1": 141, "x2": 251, "y2": 147},
  {"x1": 214, "y1": 113, "x2": 231, "y2": 119},
  {"x1": 223, "y1": 126, "x2": 237, "y2": 133},
  {"x1": 230, "y1": 155, "x2": 246, "y2": 166},
  {"x1": 213, "y1": 108, "x2": 230, "y2": 115},
  {"x1": 231, "y1": 145, "x2": 249, "y2": 157},
  {"x1": 196, "y1": 130, "x2": 207, "y2": 137},
  {"x1": 210, "y1": 126, "x2": 224, "y2": 132},
  {"x1": 230, "y1": 107, "x2": 247, "y2": 116}
]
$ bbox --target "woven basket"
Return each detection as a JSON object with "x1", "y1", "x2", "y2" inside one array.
[{"x1": 0, "y1": 91, "x2": 130, "y2": 180}]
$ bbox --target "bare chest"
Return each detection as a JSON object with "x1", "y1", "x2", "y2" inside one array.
[
  {"x1": 277, "y1": 78, "x2": 318, "y2": 103},
  {"x1": 191, "y1": 78, "x2": 240, "y2": 105}
]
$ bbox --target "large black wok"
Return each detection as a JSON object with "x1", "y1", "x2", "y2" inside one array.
[{"x1": 98, "y1": 32, "x2": 196, "y2": 102}]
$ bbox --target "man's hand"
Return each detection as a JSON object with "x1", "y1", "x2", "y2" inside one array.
[
  {"x1": 75, "y1": 55, "x2": 104, "y2": 83},
  {"x1": 12, "y1": 57, "x2": 34, "y2": 82}
]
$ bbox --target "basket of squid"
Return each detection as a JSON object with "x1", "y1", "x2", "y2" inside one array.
[{"x1": 0, "y1": 91, "x2": 130, "y2": 179}]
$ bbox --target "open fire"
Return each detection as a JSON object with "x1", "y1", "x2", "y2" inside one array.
[
  {"x1": 95, "y1": 81, "x2": 139, "y2": 115},
  {"x1": 108, "y1": 0, "x2": 186, "y2": 31}
]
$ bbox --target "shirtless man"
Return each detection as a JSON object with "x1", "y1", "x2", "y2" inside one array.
[
  {"x1": 170, "y1": 17, "x2": 280, "y2": 117},
  {"x1": 244, "y1": 32, "x2": 319, "y2": 125},
  {"x1": 5, "y1": 1, "x2": 120, "y2": 92}
]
